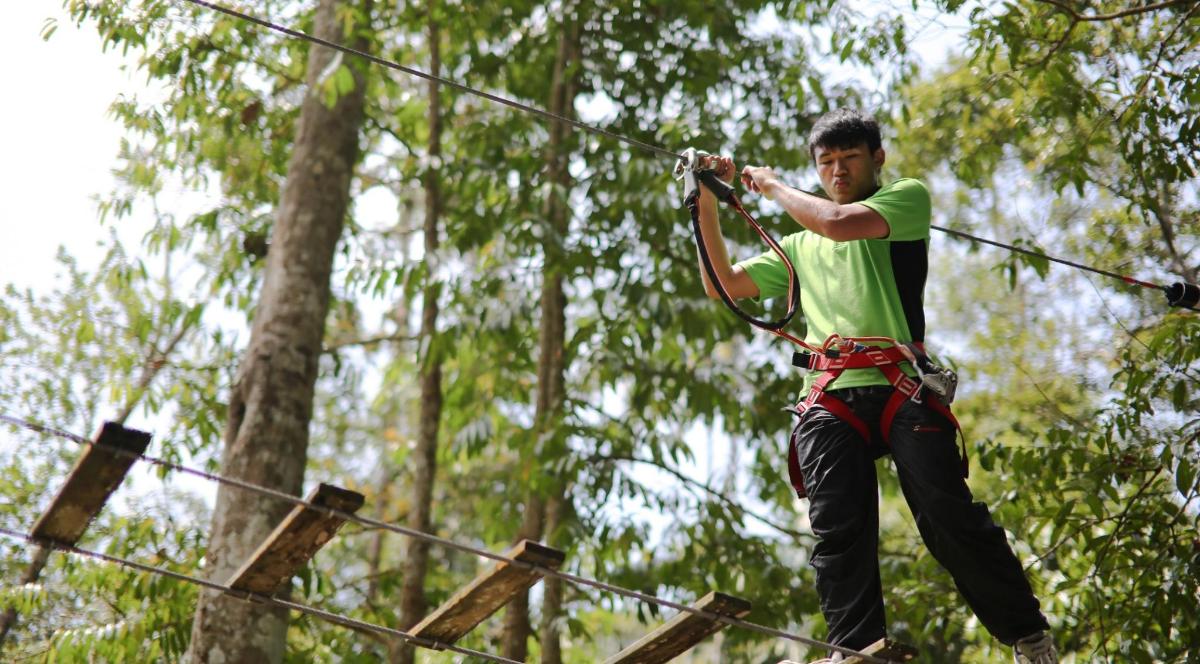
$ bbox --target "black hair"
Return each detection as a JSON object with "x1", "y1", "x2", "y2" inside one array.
[{"x1": 807, "y1": 108, "x2": 882, "y2": 159}]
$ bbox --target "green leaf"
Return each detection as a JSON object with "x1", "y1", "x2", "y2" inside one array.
[
  {"x1": 334, "y1": 64, "x2": 355, "y2": 95},
  {"x1": 1177, "y1": 458, "x2": 1196, "y2": 497}
]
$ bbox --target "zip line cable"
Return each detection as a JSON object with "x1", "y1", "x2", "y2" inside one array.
[
  {"x1": 179, "y1": 0, "x2": 683, "y2": 162},
  {"x1": 932, "y1": 224, "x2": 1168, "y2": 294},
  {"x1": 0, "y1": 414, "x2": 897, "y2": 664},
  {"x1": 0, "y1": 526, "x2": 523, "y2": 664},
  {"x1": 176, "y1": 0, "x2": 1198, "y2": 312}
]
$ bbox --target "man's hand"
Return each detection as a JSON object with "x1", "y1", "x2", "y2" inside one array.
[
  {"x1": 712, "y1": 155, "x2": 736, "y2": 183},
  {"x1": 740, "y1": 165, "x2": 781, "y2": 199},
  {"x1": 699, "y1": 155, "x2": 737, "y2": 205}
]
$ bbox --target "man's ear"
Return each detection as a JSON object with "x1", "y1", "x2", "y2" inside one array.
[{"x1": 872, "y1": 147, "x2": 886, "y2": 169}]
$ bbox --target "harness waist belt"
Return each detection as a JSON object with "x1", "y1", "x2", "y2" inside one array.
[{"x1": 787, "y1": 344, "x2": 967, "y2": 499}]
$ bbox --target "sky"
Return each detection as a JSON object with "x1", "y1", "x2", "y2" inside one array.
[{"x1": 1, "y1": 4, "x2": 149, "y2": 290}]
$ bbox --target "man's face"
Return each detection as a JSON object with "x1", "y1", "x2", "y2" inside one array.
[{"x1": 813, "y1": 142, "x2": 885, "y2": 204}]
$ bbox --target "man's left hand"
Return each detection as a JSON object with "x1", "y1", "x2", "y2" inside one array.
[{"x1": 740, "y1": 165, "x2": 781, "y2": 199}]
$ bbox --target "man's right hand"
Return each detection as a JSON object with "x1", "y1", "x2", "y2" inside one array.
[
  {"x1": 699, "y1": 155, "x2": 737, "y2": 205},
  {"x1": 713, "y1": 155, "x2": 736, "y2": 183}
]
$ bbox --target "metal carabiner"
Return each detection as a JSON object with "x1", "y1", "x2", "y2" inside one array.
[
  {"x1": 675, "y1": 148, "x2": 735, "y2": 204},
  {"x1": 673, "y1": 147, "x2": 713, "y2": 180}
]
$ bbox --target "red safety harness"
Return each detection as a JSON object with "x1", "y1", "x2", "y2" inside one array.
[
  {"x1": 787, "y1": 341, "x2": 968, "y2": 498},
  {"x1": 676, "y1": 150, "x2": 969, "y2": 499}
]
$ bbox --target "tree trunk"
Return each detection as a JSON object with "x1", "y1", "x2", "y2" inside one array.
[
  {"x1": 185, "y1": 2, "x2": 370, "y2": 662},
  {"x1": 538, "y1": 491, "x2": 567, "y2": 664},
  {"x1": 536, "y1": 21, "x2": 580, "y2": 662},
  {"x1": 500, "y1": 15, "x2": 577, "y2": 661},
  {"x1": 395, "y1": 10, "x2": 444, "y2": 664}
]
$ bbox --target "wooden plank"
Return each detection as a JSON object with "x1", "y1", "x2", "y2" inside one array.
[
  {"x1": 604, "y1": 591, "x2": 752, "y2": 664},
  {"x1": 226, "y1": 483, "x2": 365, "y2": 595},
  {"x1": 409, "y1": 539, "x2": 566, "y2": 644},
  {"x1": 841, "y1": 638, "x2": 918, "y2": 663},
  {"x1": 30, "y1": 422, "x2": 152, "y2": 546}
]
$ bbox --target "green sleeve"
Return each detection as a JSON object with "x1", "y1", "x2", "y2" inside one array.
[
  {"x1": 733, "y1": 234, "x2": 799, "y2": 300},
  {"x1": 859, "y1": 178, "x2": 931, "y2": 241}
]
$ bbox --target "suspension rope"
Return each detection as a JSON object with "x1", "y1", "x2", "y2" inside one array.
[
  {"x1": 178, "y1": 0, "x2": 682, "y2": 162},
  {"x1": 0, "y1": 526, "x2": 522, "y2": 664},
  {"x1": 932, "y1": 224, "x2": 1167, "y2": 292},
  {"x1": 0, "y1": 413, "x2": 895, "y2": 664},
  {"x1": 176, "y1": 0, "x2": 1195, "y2": 311}
]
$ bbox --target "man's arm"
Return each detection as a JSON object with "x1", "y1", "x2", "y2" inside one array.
[
  {"x1": 695, "y1": 157, "x2": 760, "y2": 300},
  {"x1": 743, "y1": 168, "x2": 889, "y2": 242}
]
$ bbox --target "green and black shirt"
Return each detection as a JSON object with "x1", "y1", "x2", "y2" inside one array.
[{"x1": 735, "y1": 178, "x2": 932, "y2": 392}]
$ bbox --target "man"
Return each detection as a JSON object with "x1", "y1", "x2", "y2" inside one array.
[{"x1": 692, "y1": 108, "x2": 1057, "y2": 664}]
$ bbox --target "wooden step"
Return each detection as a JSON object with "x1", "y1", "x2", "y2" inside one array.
[
  {"x1": 842, "y1": 638, "x2": 918, "y2": 663},
  {"x1": 226, "y1": 483, "x2": 365, "y2": 594},
  {"x1": 30, "y1": 422, "x2": 152, "y2": 545},
  {"x1": 604, "y1": 591, "x2": 752, "y2": 664},
  {"x1": 409, "y1": 539, "x2": 565, "y2": 644}
]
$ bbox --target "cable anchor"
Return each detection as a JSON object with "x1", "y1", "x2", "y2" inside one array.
[{"x1": 1166, "y1": 282, "x2": 1200, "y2": 311}]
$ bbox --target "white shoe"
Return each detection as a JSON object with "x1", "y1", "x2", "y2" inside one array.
[{"x1": 1013, "y1": 631, "x2": 1058, "y2": 664}]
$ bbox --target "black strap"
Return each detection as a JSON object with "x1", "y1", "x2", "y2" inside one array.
[{"x1": 686, "y1": 172, "x2": 800, "y2": 332}]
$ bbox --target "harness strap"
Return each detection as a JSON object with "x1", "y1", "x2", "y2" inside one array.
[
  {"x1": 786, "y1": 359, "x2": 969, "y2": 499},
  {"x1": 793, "y1": 345, "x2": 913, "y2": 372}
]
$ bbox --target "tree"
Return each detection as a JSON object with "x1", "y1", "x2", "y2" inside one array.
[
  {"x1": 394, "y1": 3, "x2": 446, "y2": 662},
  {"x1": 185, "y1": 1, "x2": 372, "y2": 661},
  {"x1": 22, "y1": 0, "x2": 1194, "y2": 660}
]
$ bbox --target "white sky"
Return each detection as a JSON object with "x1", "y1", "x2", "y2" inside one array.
[{"x1": 0, "y1": 3, "x2": 149, "y2": 290}]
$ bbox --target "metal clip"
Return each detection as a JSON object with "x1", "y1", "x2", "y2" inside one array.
[
  {"x1": 919, "y1": 368, "x2": 958, "y2": 404},
  {"x1": 674, "y1": 148, "x2": 715, "y2": 203},
  {"x1": 672, "y1": 148, "x2": 715, "y2": 178},
  {"x1": 898, "y1": 343, "x2": 957, "y2": 405}
]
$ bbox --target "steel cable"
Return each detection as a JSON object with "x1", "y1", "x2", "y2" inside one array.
[{"x1": 178, "y1": 0, "x2": 683, "y2": 162}]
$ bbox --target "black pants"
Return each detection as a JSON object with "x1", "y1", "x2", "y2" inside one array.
[{"x1": 791, "y1": 386, "x2": 1049, "y2": 649}]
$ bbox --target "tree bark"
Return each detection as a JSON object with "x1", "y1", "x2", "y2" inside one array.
[
  {"x1": 185, "y1": 2, "x2": 370, "y2": 662},
  {"x1": 394, "y1": 9, "x2": 445, "y2": 664},
  {"x1": 538, "y1": 491, "x2": 567, "y2": 664},
  {"x1": 500, "y1": 15, "x2": 577, "y2": 661}
]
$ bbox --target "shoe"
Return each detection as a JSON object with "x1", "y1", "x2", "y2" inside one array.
[{"x1": 1013, "y1": 631, "x2": 1058, "y2": 664}]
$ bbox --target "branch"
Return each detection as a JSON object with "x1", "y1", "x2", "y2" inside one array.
[
  {"x1": 1033, "y1": 0, "x2": 1192, "y2": 22},
  {"x1": 1012, "y1": 363, "x2": 1089, "y2": 429},
  {"x1": 1025, "y1": 17, "x2": 1079, "y2": 69},
  {"x1": 114, "y1": 321, "x2": 195, "y2": 425},
  {"x1": 1089, "y1": 467, "x2": 1163, "y2": 577},
  {"x1": 322, "y1": 332, "x2": 416, "y2": 353}
]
